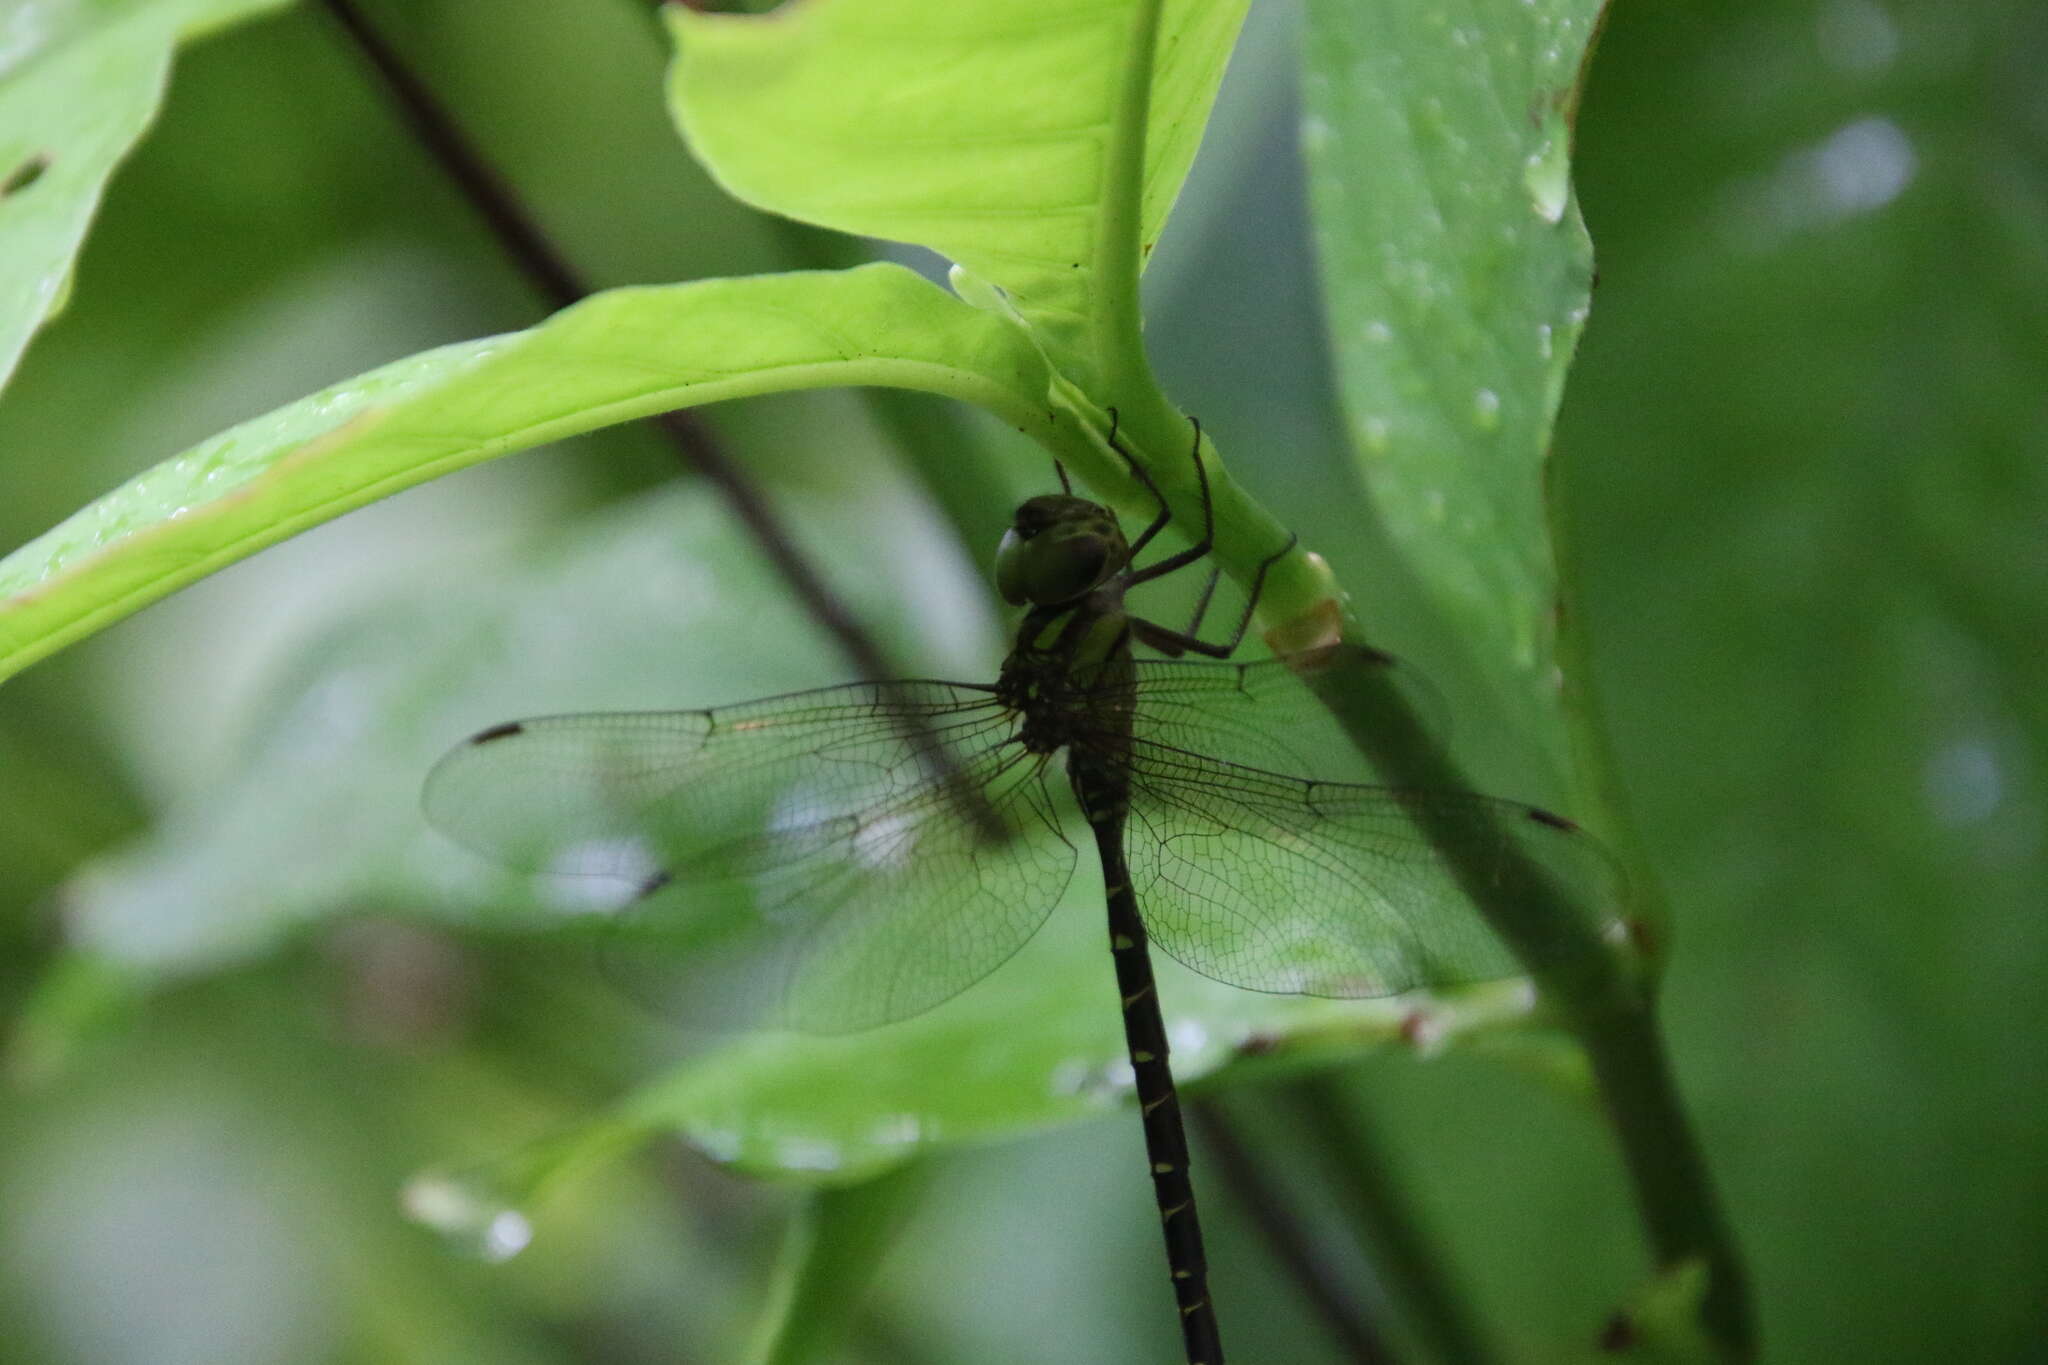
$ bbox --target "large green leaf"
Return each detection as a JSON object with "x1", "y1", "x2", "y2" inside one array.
[
  {"x1": 1549, "y1": 3, "x2": 2048, "y2": 1354},
  {"x1": 0, "y1": 0, "x2": 1274, "y2": 693},
  {"x1": 1299, "y1": 2, "x2": 1605, "y2": 789},
  {"x1": 667, "y1": 0, "x2": 1249, "y2": 396},
  {"x1": 0, "y1": 0, "x2": 292, "y2": 396},
  {"x1": 0, "y1": 264, "x2": 1048, "y2": 683},
  {"x1": 613, "y1": 927, "x2": 1534, "y2": 1185}
]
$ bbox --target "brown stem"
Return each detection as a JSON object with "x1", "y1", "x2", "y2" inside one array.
[
  {"x1": 316, "y1": 0, "x2": 898, "y2": 684},
  {"x1": 1190, "y1": 1098, "x2": 1397, "y2": 1364}
]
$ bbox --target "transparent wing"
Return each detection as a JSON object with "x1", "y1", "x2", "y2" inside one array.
[
  {"x1": 1124, "y1": 645, "x2": 1447, "y2": 785},
  {"x1": 1119, "y1": 738, "x2": 1624, "y2": 998},
  {"x1": 424, "y1": 681, "x2": 1077, "y2": 1033}
]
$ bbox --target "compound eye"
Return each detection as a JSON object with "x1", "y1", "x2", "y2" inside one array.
[{"x1": 996, "y1": 528, "x2": 1112, "y2": 605}]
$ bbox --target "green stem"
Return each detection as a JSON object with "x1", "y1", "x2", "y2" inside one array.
[
  {"x1": 1576, "y1": 1005, "x2": 1754, "y2": 1354},
  {"x1": 1291, "y1": 1075, "x2": 1494, "y2": 1365},
  {"x1": 1037, "y1": 386, "x2": 1331, "y2": 639},
  {"x1": 1548, "y1": 450, "x2": 1675, "y2": 975},
  {"x1": 1096, "y1": 0, "x2": 1167, "y2": 403},
  {"x1": 1296, "y1": 645, "x2": 1755, "y2": 1359},
  {"x1": 1546, "y1": 400, "x2": 1748, "y2": 1348}
]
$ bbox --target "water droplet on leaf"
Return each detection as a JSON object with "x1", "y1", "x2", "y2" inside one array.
[
  {"x1": 1523, "y1": 112, "x2": 1573, "y2": 224},
  {"x1": 401, "y1": 1171, "x2": 534, "y2": 1263},
  {"x1": 947, "y1": 264, "x2": 1008, "y2": 314},
  {"x1": 1471, "y1": 389, "x2": 1501, "y2": 431}
]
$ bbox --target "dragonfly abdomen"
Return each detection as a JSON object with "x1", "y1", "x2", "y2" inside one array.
[{"x1": 1088, "y1": 794, "x2": 1223, "y2": 1362}]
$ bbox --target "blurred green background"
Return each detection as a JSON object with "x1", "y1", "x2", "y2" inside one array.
[{"x1": 1, "y1": 1, "x2": 2042, "y2": 1362}]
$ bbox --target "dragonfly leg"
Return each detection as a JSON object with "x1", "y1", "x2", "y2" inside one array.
[
  {"x1": 1126, "y1": 418, "x2": 1216, "y2": 586},
  {"x1": 1100, "y1": 409, "x2": 1302, "y2": 659},
  {"x1": 1182, "y1": 563, "x2": 1223, "y2": 640},
  {"x1": 1108, "y1": 406, "x2": 1179, "y2": 564},
  {"x1": 1130, "y1": 532, "x2": 1299, "y2": 660}
]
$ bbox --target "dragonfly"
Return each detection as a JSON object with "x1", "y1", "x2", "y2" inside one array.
[{"x1": 423, "y1": 414, "x2": 1620, "y2": 1365}]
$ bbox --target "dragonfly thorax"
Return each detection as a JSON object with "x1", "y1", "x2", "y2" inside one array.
[
  {"x1": 1005, "y1": 654, "x2": 1096, "y2": 755},
  {"x1": 998, "y1": 614, "x2": 1133, "y2": 757}
]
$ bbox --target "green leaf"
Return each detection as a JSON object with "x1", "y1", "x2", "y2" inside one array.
[
  {"x1": 419, "y1": 927, "x2": 1535, "y2": 1197},
  {"x1": 0, "y1": 263, "x2": 1048, "y2": 684},
  {"x1": 1554, "y1": 7, "x2": 2048, "y2": 1356},
  {"x1": 666, "y1": 0, "x2": 1249, "y2": 395},
  {"x1": 615, "y1": 933, "x2": 1533, "y2": 1183},
  {"x1": 1299, "y1": 2, "x2": 1605, "y2": 789},
  {"x1": 0, "y1": 0, "x2": 292, "y2": 395}
]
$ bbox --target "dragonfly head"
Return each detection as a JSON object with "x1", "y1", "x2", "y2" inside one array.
[{"x1": 996, "y1": 495, "x2": 1127, "y2": 606}]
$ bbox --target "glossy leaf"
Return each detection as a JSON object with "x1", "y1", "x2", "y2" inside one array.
[
  {"x1": 0, "y1": 264, "x2": 1048, "y2": 683},
  {"x1": 1300, "y1": 1, "x2": 1605, "y2": 788},
  {"x1": 1552, "y1": 3, "x2": 2048, "y2": 1353},
  {"x1": 667, "y1": 0, "x2": 1249, "y2": 394},
  {"x1": 615, "y1": 933, "x2": 1534, "y2": 1183},
  {"x1": 0, "y1": 0, "x2": 292, "y2": 395}
]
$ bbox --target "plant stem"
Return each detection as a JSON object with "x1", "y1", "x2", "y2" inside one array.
[
  {"x1": 1191, "y1": 1097, "x2": 1397, "y2": 1364},
  {"x1": 1576, "y1": 1002, "x2": 1753, "y2": 1352},
  {"x1": 1289, "y1": 1076, "x2": 1493, "y2": 1365},
  {"x1": 315, "y1": 0, "x2": 902, "y2": 686},
  {"x1": 1095, "y1": 0, "x2": 1167, "y2": 402},
  {"x1": 1295, "y1": 646, "x2": 1755, "y2": 1359},
  {"x1": 315, "y1": 0, "x2": 584, "y2": 310},
  {"x1": 1546, "y1": 485, "x2": 1751, "y2": 1343}
]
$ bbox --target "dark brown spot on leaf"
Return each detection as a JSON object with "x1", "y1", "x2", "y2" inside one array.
[
  {"x1": 472, "y1": 721, "x2": 525, "y2": 744},
  {"x1": 1597, "y1": 1311, "x2": 1636, "y2": 1352},
  {"x1": 3, "y1": 154, "x2": 50, "y2": 198},
  {"x1": 1626, "y1": 916, "x2": 1659, "y2": 958}
]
